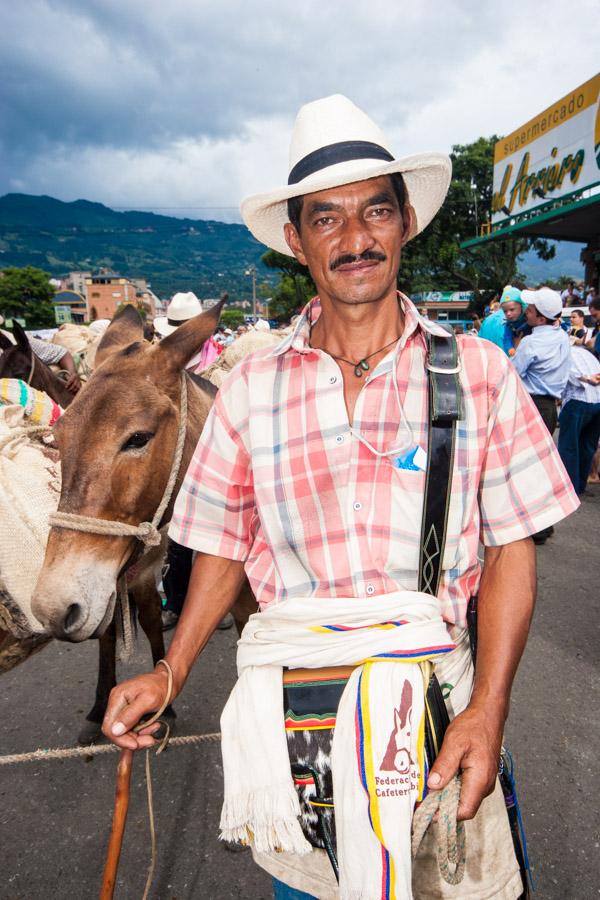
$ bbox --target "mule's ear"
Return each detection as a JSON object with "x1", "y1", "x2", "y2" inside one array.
[
  {"x1": 11, "y1": 320, "x2": 31, "y2": 351},
  {"x1": 156, "y1": 299, "x2": 225, "y2": 371},
  {"x1": 95, "y1": 304, "x2": 144, "y2": 367},
  {"x1": 0, "y1": 330, "x2": 15, "y2": 351}
]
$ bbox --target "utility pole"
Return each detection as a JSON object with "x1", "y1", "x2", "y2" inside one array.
[{"x1": 245, "y1": 265, "x2": 257, "y2": 320}]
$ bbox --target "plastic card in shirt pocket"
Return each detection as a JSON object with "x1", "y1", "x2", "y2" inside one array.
[{"x1": 392, "y1": 445, "x2": 427, "y2": 472}]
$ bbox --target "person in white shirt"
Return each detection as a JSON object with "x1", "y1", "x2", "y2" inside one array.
[{"x1": 558, "y1": 346, "x2": 600, "y2": 495}]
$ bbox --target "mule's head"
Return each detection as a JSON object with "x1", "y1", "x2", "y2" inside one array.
[
  {"x1": 0, "y1": 322, "x2": 34, "y2": 383},
  {"x1": 31, "y1": 302, "x2": 223, "y2": 640}
]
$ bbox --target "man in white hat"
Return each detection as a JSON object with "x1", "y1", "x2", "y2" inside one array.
[{"x1": 103, "y1": 96, "x2": 578, "y2": 899}]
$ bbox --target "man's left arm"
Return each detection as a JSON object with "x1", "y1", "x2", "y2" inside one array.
[{"x1": 427, "y1": 537, "x2": 536, "y2": 819}]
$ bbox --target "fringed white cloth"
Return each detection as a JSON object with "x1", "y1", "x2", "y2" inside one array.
[{"x1": 219, "y1": 592, "x2": 455, "y2": 898}]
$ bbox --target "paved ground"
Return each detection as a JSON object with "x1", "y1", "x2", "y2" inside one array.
[{"x1": 1, "y1": 485, "x2": 598, "y2": 899}]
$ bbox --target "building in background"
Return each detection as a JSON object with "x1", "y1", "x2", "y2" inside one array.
[
  {"x1": 461, "y1": 72, "x2": 600, "y2": 291},
  {"x1": 412, "y1": 291, "x2": 473, "y2": 325},
  {"x1": 52, "y1": 289, "x2": 87, "y2": 324},
  {"x1": 64, "y1": 271, "x2": 92, "y2": 297},
  {"x1": 79, "y1": 272, "x2": 163, "y2": 321}
]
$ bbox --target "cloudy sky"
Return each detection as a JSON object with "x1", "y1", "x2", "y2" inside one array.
[{"x1": 1, "y1": 0, "x2": 598, "y2": 222}]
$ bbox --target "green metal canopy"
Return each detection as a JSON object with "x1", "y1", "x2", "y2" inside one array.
[{"x1": 461, "y1": 191, "x2": 600, "y2": 249}]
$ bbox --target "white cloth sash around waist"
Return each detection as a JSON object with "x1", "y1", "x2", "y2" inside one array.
[{"x1": 219, "y1": 592, "x2": 455, "y2": 900}]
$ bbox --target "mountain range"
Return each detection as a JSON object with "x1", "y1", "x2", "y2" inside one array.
[
  {"x1": 0, "y1": 193, "x2": 271, "y2": 298},
  {"x1": 0, "y1": 193, "x2": 584, "y2": 298}
]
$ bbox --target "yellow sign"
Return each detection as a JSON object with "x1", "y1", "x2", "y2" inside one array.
[
  {"x1": 492, "y1": 73, "x2": 600, "y2": 223},
  {"x1": 495, "y1": 73, "x2": 600, "y2": 163}
]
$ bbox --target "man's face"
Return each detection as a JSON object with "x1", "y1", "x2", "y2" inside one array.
[
  {"x1": 283, "y1": 175, "x2": 411, "y2": 308},
  {"x1": 502, "y1": 301, "x2": 522, "y2": 322},
  {"x1": 590, "y1": 306, "x2": 600, "y2": 323},
  {"x1": 570, "y1": 312, "x2": 583, "y2": 327},
  {"x1": 525, "y1": 305, "x2": 540, "y2": 326}
]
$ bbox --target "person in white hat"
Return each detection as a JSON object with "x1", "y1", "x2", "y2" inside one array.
[
  {"x1": 103, "y1": 95, "x2": 579, "y2": 899},
  {"x1": 153, "y1": 292, "x2": 204, "y2": 338}
]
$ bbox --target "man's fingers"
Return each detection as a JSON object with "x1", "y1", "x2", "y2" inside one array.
[
  {"x1": 457, "y1": 760, "x2": 496, "y2": 821},
  {"x1": 427, "y1": 736, "x2": 465, "y2": 790}
]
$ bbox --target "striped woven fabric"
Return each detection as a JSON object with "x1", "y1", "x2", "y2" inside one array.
[{"x1": 0, "y1": 379, "x2": 62, "y2": 425}]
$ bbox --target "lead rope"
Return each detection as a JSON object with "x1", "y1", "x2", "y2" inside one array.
[
  {"x1": 49, "y1": 372, "x2": 189, "y2": 661},
  {"x1": 133, "y1": 658, "x2": 174, "y2": 900},
  {"x1": 411, "y1": 775, "x2": 466, "y2": 885}
]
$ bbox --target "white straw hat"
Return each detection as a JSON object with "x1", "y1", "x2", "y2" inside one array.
[
  {"x1": 154, "y1": 292, "x2": 204, "y2": 337},
  {"x1": 241, "y1": 94, "x2": 452, "y2": 256},
  {"x1": 521, "y1": 287, "x2": 563, "y2": 319}
]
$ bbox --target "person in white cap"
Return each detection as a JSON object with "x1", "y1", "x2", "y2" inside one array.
[
  {"x1": 511, "y1": 287, "x2": 570, "y2": 418},
  {"x1": 511, "y1": 287, "x2": 571, "y2": 546},
  {"x1": 103, "y1": 95, "x2": 578, "y2": 899}
]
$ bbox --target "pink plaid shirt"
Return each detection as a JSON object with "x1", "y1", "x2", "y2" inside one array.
[{"x1": 169, "y1": 295, "x2": 579, "y2": 626}]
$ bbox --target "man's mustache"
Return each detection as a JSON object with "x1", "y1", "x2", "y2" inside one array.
[{"x1": 330, "y1": 250, "x2": 387, "y2": 271}]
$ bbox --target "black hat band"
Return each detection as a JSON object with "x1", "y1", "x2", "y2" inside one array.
[{"x1": 288, "y1": 140, "x2": 394, "y2": 186}]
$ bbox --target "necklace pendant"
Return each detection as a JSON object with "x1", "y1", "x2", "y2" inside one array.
[
  {"x1": 359, "y1": 359, "x2": 370, "y2": 372},
  {"x1": 354, "y1": 365, "x2": 363, "y2": 378}
]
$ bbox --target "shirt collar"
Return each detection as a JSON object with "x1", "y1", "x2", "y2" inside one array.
[{"x1": 267, "y1": 291, "x2": 450, "y2": 358}]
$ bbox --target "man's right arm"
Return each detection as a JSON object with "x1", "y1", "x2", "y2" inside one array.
[{"x1": 101, "y1": 552, "x2": 247, "y2": 750}]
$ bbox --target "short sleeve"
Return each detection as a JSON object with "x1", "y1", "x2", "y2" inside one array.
[
  {"x1": 169, "y1": 372, "x2": 254, "y2": 560},
  {"x1": 31, "y1": 338, "x2": 67, "y2": 365},
  {"x1": 478, "y1": 352, "x2": 579, "y2": 545}
]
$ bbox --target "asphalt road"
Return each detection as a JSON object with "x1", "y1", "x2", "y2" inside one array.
[{"x1": 1, "y1": 486, "x2": 598, "y2": 900}]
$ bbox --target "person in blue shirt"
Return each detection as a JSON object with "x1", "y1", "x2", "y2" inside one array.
[
  {"x1": 478, "y1": 286, "x2": 531, "y2": 355},
  {"x1": 511, "y1": 287, "x2": 571, "y2": 544}
]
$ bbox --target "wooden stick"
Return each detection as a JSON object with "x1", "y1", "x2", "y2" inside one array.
[{"x1": 100, "y1": 748, "x2": 134, "y2": 900}]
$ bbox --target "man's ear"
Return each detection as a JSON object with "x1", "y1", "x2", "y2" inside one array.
[
  {"x1": 283, "y1": 223, "x2": 308, "y2": 266},
  {"x1": 95, "y1": 304, "x2": 144, "y2": 367},
  {"x1": 401, "y1": 205, "x2": 416, "y2": 247},
  {"x1": 156, "y1": 299, "x2": 225, "y2": 371}
]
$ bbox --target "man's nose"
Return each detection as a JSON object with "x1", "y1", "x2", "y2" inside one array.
[{"x1": 338, "y1": 215, "x2": 376, "y2": 256}]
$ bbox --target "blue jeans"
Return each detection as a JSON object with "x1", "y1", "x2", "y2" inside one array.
[
  {"x1": 272, "y1": 877, "x2": 316, "y2": 899},
  {"x1": 558, "y1": 399, "x2": 600, "y2": 494}
]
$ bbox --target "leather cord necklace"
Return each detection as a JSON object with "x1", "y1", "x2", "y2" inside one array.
[
  {"x1": 308, "y1": 304, "x2": 401, "y2": 377},
  {"x1": 328, "y1": 336, "x2": 401, "y2": 377}
]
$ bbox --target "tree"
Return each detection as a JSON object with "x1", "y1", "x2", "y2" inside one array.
[
  {"x1": 261, "y1": 250, "x2": 315, "y2": 322},
  {"x1": 221, "y1": 308, "x2": 245, "y2": 329},
  {"x1": 400, "y1": 137, "x2": 555, "y2": 297},
  {"x1": 0, "y1": 266, "x2": 56, "y2": 327}
]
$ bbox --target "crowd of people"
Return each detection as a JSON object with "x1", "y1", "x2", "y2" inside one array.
[{"x1": 464, "y1": 284, "x2": 600, "y2": 535}]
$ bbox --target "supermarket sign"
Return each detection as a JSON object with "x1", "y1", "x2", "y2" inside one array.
[{"x1": 492, "y1": 72, "x2": 600, "y2": 224}]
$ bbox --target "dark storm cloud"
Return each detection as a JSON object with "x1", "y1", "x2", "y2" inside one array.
[{"x1": 0, "y1": 0, "x2": 597, "y2": 213}]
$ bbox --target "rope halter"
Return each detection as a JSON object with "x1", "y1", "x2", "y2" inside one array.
[{"x1": 48, "y1": 372, "x2": 188, "y2": 550}]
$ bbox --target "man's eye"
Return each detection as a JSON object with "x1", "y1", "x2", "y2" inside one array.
[
  {"x1": 121, "y1": 431, "x2": 154, "y2": 451},
  {"x1": 371, "y1": 207, "x2": 392, "y2": 217},
  {"x1": 314, "y1": 216, "x2": 335, "y2": 226}
]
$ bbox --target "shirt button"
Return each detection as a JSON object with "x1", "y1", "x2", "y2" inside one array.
[
  {"x1": 366, "y1": 584, "x2": 375, "y2": 595},
  {"x1": 353, "y1": 501, "x2": 362, "y2": 511},
  {"x1": 329, "y1": 376, "x2": 337, "y2": 384},
  {"x1": 335, "y1": 435, "x2": 344, "y2": 444}
]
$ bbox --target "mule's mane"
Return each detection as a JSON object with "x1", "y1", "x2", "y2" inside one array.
[{"x1": 188, "y1": 371, "x2": 218, "y2": 397}]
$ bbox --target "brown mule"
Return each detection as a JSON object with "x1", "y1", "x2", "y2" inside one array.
[
  {"x1": 31, "y1": 303, "x2": 257, "y2": 741},
  {"x1": 0, "y1": 323, "x2": 75, "y2": 409}
]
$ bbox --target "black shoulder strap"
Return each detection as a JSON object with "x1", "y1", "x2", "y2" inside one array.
[{"x1": 418, "y1": 332, "x2": 464, "y2": 596}]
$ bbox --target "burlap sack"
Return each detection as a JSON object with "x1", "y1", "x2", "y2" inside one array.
[{"x1": 0, "y1": 404, "x2": 59, "y2": 671}]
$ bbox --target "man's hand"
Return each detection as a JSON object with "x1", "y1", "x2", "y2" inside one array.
[
  {"x1": 427, "y1": 702, "x2": 503, "y2": 820},
  {"x1": 64, "y1": 371, "x2": 82, "y2": 393},
  {"x1": 102, "y1": 669, "x2": 170, "y2": 751}
]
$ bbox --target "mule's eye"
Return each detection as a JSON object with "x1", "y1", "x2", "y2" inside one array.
[{"x1": 121, "y1": 431, "x2": 154, "y2": 451}]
